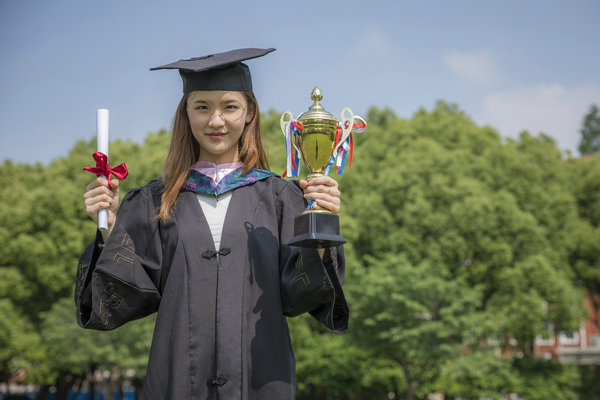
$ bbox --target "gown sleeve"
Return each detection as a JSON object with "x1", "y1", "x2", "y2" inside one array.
[
  {"x1": 277, "y1": 180, "x2": 349, "y2": 334},
  {"x1": 74, "y1": 183, "x2": 163, "y2": 331}
]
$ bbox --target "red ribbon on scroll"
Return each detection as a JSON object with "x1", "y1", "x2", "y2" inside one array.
[{"x1": 83, "y1": 152, "x2": 129, "y2": 187}]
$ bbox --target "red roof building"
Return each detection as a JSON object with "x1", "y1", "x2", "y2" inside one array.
[{"x1": 535, "y1": 293, "x2": 600, "y2": 364}]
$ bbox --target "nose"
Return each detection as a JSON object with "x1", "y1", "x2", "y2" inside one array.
[{"x1": 208, "y1": 109, "x2": 226, "y2": 128}]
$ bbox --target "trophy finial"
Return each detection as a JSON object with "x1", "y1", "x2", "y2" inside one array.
[
  {"x1": 311, "y1": 87, "x2": 323, "y2": 102},
  {"x1": 299, "y1": 86, "x2": 336, "y2": 122},
  {"x1": 309, "y1": 87, "x2": 326, "y2": 113}
]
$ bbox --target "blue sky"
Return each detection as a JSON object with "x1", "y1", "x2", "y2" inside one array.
[{"x1": 1, "y1": 0, "x2": 599, "y2": 164}]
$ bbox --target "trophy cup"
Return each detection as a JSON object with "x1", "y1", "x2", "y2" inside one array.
[{"x1": 280, "y1": 87, "x2": 355, "y2": 248}]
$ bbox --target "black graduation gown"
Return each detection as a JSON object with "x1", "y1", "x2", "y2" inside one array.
[{"x1": 74, "y1": 176, "x2": 348, "y2": 399}]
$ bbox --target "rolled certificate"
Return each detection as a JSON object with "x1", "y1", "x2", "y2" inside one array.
[{"x1": 96, "y1": 109, "x2": 109, "y2": 232}]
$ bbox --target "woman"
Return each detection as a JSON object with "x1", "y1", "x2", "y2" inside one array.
[{"x1": 75, "y1": 48, "x2": 348, "y2": 399}]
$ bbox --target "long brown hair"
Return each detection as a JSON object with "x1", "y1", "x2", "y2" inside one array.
[{"x1": 158, "y1": 91, "x2": 269, "y2": 220}]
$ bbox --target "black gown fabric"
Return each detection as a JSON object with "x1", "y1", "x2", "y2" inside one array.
[{"x1": 74, "y1": 175, "x2": 348, "y2": 399}]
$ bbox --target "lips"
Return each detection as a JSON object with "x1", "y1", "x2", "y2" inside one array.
[{"x1": 207, "y1": 132, "x2": 227, "y2": 139}]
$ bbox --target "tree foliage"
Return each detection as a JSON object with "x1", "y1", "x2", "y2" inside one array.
[
  {"x1": 301, "y1": 101, "x2": 589, "y2": 399},
  {"x1": 578, "y1": 103, "x2": 600, "y2": 155},
  {"x1": 0, "y1": 103, "x2": 598, "y2": 399}
]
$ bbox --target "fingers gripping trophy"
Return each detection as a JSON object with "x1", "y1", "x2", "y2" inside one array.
[{"x1": 281, "y1": 87, "x2": 367, "y2": 248}]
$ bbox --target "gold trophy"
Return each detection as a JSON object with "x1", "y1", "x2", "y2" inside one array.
[{"x1": 281, "y1": 87, "x2": 355, "y2": 248}]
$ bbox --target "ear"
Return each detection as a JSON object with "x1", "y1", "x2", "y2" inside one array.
[{"x1": 245, "y1": 109, "x2": 254, "y2": 124}]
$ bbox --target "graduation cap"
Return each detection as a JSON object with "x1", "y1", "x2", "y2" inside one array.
[{"x1": 150, "y1": 48, "x2": 276, "y2": 93}]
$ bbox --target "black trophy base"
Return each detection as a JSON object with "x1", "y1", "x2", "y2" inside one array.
[{"x1": 287, "y1": 212, "x2": 346, "y2": 248}]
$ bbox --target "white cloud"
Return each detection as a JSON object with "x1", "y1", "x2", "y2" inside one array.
[
  {"x1": 476, "y1": 83, "x2": 600, "y2": 153},
  {"x1": 444, "y1": 50, "x2": 500, "y2": 84}
]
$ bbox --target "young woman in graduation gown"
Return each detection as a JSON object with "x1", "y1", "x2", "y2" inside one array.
[{"x1": 75, "y1": 48, "x2": 349, "y2": 400}]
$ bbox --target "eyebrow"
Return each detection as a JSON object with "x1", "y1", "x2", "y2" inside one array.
[
  {"x1": 222, "y1": 99, "x2": 242, "y2": 105},
  {"x1": 190, "y1": 99, "x2": 241, "y2": 105}
]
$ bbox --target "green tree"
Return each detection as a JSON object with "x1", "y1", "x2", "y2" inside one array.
[
  {"x1": 335, "y1": 101, "x2": 585, "y2": 399},
  {"x1": 348, "y1": 256, "x2": 483, "y2": 400},
  {"x1": 289, "y1": 316, "x2": 376, "y2": 400},
  {"x1": 1, "y1": 103, "x2": 597, "y2": 399},
  {"x1": 40, "y1": 298, "x2": 154, "y2": 400},
  {"x1": 566, "y1": 154, "x2": 600, "y2": 300},
  {"x1": 512, "y1": 357, "x2": 579, "y2": 400},
  {"x1": 566, "y1": 149, "x2": 600, "y2": 399},
  {"x1": 0, "y1": 300, "x2": 45, "y2": 386},
  {"x1": 0, "y1": 131, "x2": 167, "y2": 388},
  {"x1": 578, "y1": 104, "x2": 600, "y2": 155},
  {"x1": 437, "y1": 352, "x2": 519, "y2": 399}
]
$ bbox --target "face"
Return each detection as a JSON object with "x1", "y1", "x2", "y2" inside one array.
[{"x1": 186, "y1": 91, "x2": 253, "y2": 164}]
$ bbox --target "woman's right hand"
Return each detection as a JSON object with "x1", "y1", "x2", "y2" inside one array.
[{"x1": 83, "y1": 177, "x2": 120, "y2": 240}]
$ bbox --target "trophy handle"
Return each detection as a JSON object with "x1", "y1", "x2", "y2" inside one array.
[
  {"x1": 333, "y1": 107, "x2": 354, "y2": 154},
  {"x1": 280, "y1": 111, "x2": 301, "y2": 154},
  {"x1": 280, "y1": 111, "x2": 293, "y2": 137}
]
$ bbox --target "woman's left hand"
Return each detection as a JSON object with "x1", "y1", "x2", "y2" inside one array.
[{"x1": 299, "y1": 176, "x2": 341, "y2": 214}]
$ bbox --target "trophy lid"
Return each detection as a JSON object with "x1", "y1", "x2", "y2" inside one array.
[{"x1": 297, "y1": 87, "x2": 338, "y2": 123}]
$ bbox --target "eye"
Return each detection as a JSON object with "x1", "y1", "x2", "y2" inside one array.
[
  {"x1": 194, "y1": 104, "x2": 210, "y2": 111},
  {"x1": 224, "y1": 104, "x2": 240, "y2": 111}
]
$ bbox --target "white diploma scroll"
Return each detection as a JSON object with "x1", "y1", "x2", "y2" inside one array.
[{"x1": 96, "y1": 109, "x2": 109, "y2": 232}]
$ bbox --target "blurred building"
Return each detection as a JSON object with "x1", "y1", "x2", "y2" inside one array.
[{"x1": 535, "y1": 293, "x2": 600, "y2": 365}]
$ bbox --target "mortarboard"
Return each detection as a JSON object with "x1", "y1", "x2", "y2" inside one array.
[{"x1": 150, "y1": 48, "x2": 276, "y2": 93}]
